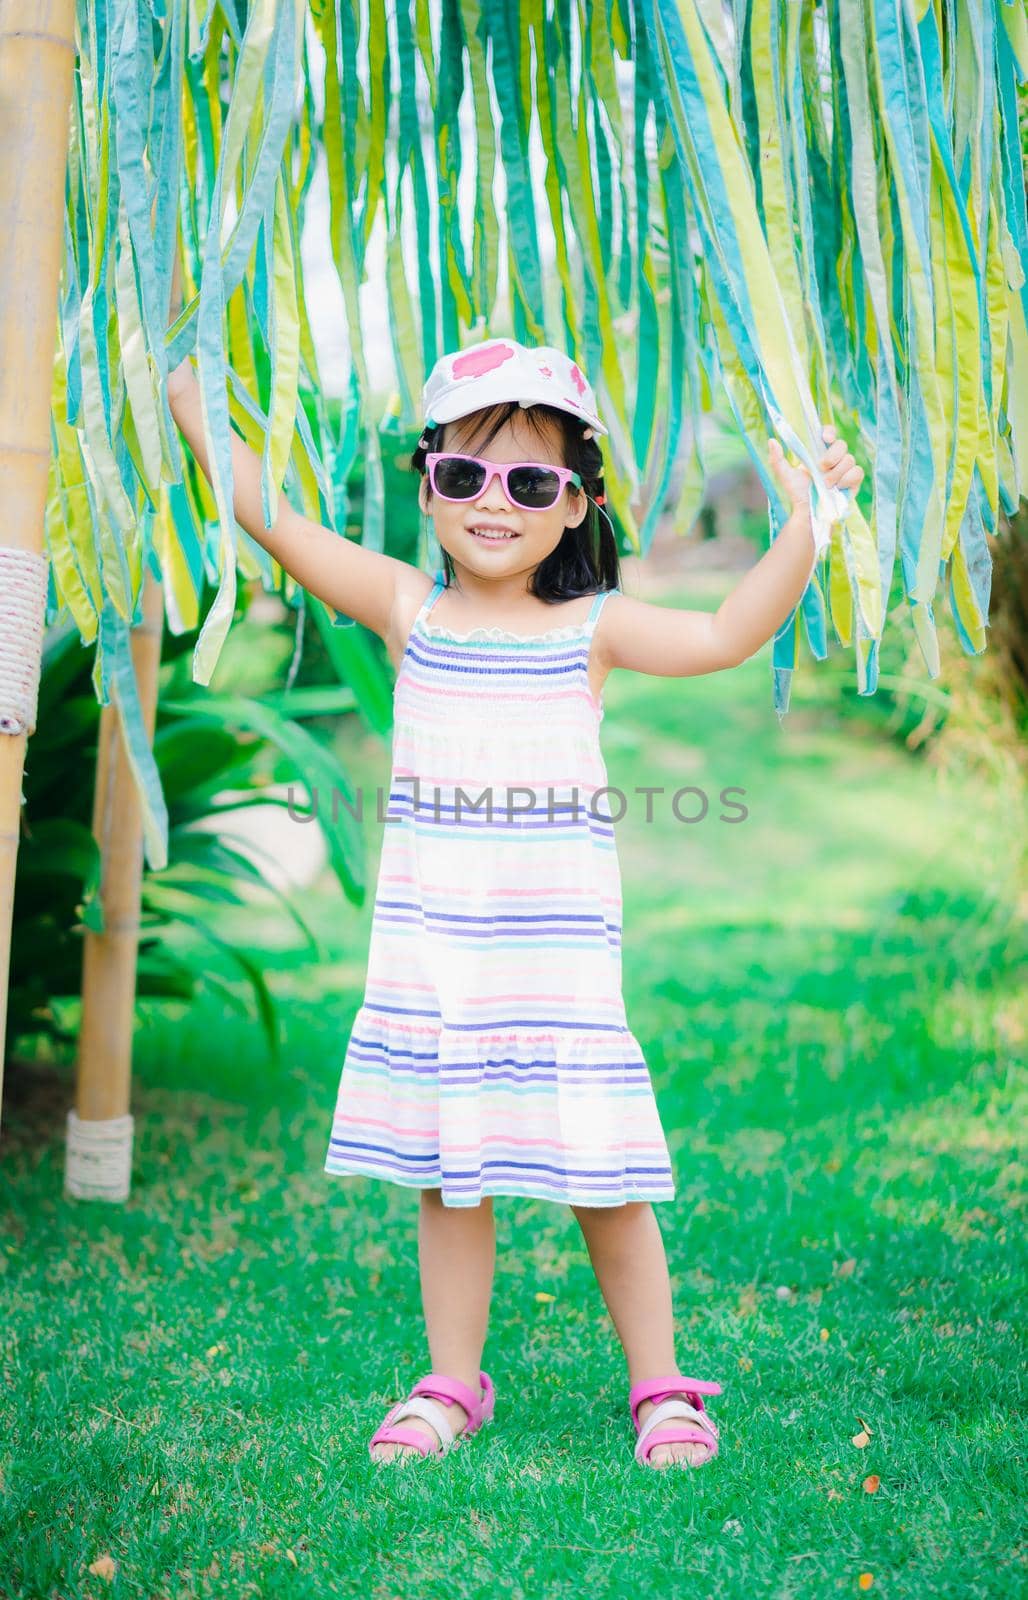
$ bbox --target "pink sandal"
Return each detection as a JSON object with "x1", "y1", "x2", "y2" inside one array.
[
  {"x1": 368, "y1": 1370, "x2": 495, "y2": 1460},
  {"x1": 629, "y1": 1374, "x2": 722, "y2": 1467}
]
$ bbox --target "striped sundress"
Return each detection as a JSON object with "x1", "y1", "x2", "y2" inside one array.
[{"x1": 323, "y1": 566, "x2": 676, "y2": 1208}]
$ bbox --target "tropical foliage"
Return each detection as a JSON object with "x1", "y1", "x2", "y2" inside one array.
[{"x1": 10, "y1": 606, "x2": 366, "y2": 1064}]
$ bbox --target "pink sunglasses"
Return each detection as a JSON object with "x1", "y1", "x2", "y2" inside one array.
[{"x1": 425, "y1": 451, "x2": 583, "y2": 511}]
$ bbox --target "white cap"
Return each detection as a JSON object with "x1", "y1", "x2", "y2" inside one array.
[{"x1": 421, "y1": 336, "x2": 608, "y2": 437}]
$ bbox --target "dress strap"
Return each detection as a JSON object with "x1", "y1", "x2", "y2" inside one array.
[
  {"x1": 584, "y1": 587, "x2": 619, "y2": 632},
  {"x1": 413, "y1": 568, "x2": 447, "y2": 628}
]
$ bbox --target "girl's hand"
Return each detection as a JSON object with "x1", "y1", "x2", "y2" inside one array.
[{"x1": 767, "y1": 424, "x2": 864, "y2": 523}]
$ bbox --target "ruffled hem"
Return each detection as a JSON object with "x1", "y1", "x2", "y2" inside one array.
[
  {"x1": 322, "y1": 1161, "x2": 676, "y2": 1208},
  {"x1": 323, "y1": 1006, "x2": 676, "y2": 1207}
]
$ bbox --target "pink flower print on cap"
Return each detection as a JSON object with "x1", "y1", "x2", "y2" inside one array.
[
  {"x1": 421, "y1": 337, "x2": 608, "y2": 437},
  {"x1": 452, "y1": 342, "x2": 516, "y2": 379}
]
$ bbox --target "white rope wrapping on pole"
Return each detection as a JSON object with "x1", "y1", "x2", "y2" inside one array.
[
  {"x1": 64, "y1": 1110, "x2": 134, "y2": 1202},
  {"x1": 0, "y1": 547, "x2": 50, "y2": 737}
]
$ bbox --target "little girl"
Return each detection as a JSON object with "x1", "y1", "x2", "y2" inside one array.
[{"x1": 168, "y1": 336, "x2": 862, "y2": 1470}]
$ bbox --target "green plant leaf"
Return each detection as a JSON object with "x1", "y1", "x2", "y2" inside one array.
[
  {"x1": 161, "y1": 693, "x2": 366, "y2": 904},
  {"x1": 161, "y1": 909, "x2": 282, "y2": 1065},
  {"x1": 154, "y1": 717, "x2": 260, "y2": 805}
]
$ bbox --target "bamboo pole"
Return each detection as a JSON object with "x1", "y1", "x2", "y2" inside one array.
[
  {"x1": 62, "y1": 240, "x2": 181, "y2": 1202},
  {"x1": 0, "y1": 0, "x2": 79, "y2": 1134},
  {"x1": 64, "y1": 569, "x2": 164, "y2": 1201}
]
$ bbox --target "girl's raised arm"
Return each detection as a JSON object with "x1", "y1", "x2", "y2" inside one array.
[
  {"x1": 166, "y1": 356, "x2": 421, "y2": 650},
  {"x1": 595, "y1": 425, "x2": 863, "y2": 680}
]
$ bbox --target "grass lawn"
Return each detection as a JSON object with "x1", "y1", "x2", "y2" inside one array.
[{"x1": 2, "y1": 579, "x2": 1025, "y2": 1598}]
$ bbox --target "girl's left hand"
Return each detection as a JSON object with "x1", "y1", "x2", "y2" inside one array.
[{"x1": 768, "y1": 425, "x2": 864, "y2": 521}]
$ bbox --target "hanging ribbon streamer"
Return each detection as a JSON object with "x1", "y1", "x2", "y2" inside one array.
[{"x1": 44, "y1": 0, "x2": 1025, "y2": 857}]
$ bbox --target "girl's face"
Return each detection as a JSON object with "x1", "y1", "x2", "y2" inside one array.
[{"x1": 418, "y1": 411, "x2": 588, "y2": 580}]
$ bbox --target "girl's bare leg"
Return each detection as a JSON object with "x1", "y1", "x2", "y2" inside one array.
[
  {"x1": 371, "y1": 1188, "x2": 496, "y2": 1460},
  {"x1": 572, "y1": 1200, "x2": 712, "y2": 1467}
]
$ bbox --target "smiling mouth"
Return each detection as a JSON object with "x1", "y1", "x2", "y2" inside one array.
[{"x1": 468, "y1": 525, "x2": 521, "y2": 542}]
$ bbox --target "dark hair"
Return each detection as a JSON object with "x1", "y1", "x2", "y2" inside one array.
[{"x1": 408, "y1": 401, "x2": 621, "y2": 601}]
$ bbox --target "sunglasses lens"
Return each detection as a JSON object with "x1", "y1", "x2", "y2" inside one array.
[
  {"x1": 507, "y1": 465, "x2": 562, "y2": 508},
  {"x1": 434, "y1": 456, "x2": 486, "y2": 499}
]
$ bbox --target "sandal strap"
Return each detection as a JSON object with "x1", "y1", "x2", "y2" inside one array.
[
  {"x1": 370, "y1": 1420, "x2": 442, "y2": 1458},
  {"x1": 637, "y1": 1423, "x2": 719, "y2": 1464},
  {"x1": 394, "y1": 1396, "x2": 457, "y2": 1451},
  {"x1": 629, "y1": 1373, "x2": 722, "y2": 1430},
  {"x1": 411, "y1": 1370, "x2": 484, "y2": 1419},
  {"x1": 635, "y1": 1398, "x2": 719, "y2": 1463}
]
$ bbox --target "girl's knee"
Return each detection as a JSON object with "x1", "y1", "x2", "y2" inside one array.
[
  {"x1": 421, "y1": 1188, "x2": 493, "y2": 1213},
  {"x1": 571, "y1": 1199, "x2": 650, "y2": 1223}
]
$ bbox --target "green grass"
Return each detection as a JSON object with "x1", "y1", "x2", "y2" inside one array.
[{"x1": 2, "y1": 581, "x2": 1025, "y2": 1598}]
